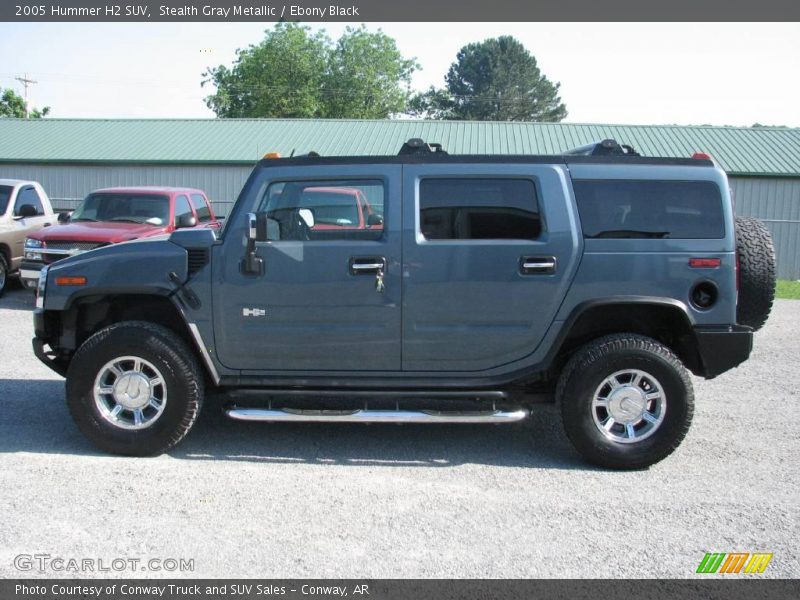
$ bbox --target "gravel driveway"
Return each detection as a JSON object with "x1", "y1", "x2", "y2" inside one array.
[{"x1": 0, "y1": 287, "x2": 797, "y2": 578}]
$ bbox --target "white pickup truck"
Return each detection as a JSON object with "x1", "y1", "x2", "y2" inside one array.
[{"x1": 0, "y1": 179, "x2": 55, "y2": 296}]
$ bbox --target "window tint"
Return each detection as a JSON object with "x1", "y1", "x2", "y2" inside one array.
[
  {"x1": 174, "y1": 194, "x2": 193, "y2": 225},
  {"x1": 573, "y1": 180, "x2": 725, "y2": 239},
  {"x1": 0, "y1": 185, "x2": 12, "y2": 215},
  {"x1": 15, "y1": 186, "x2": 44, "y2": 216},
  {"x1": 259, "y1": 180, "x2": 384, "y2": 241},
  {"x1": 419, "y1": 178, "x2": 541, "y2": 240},
  {"x1": 191, "y1": 193, "x2": 212, "y2": 222}
]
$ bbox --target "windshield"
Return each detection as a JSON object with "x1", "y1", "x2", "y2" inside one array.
[
  {"x1": 71, "y1": 193, "x2": 170, "y2": 225},
  {"x1": 0, "y1": 185, "x2": 12, "y2": 215}
]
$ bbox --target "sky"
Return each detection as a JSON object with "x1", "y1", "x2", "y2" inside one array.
[{"x1": 0, "y1": 22, "x2": 798, "y2": 127}]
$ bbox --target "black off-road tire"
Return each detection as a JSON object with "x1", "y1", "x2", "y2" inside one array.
[
  {"x1": 0, "y1": 253, "x2": 8, "y2": 298},
  {"x1": 66, "y1": 321, "x2": 204, "y2": 456},
  {"x1": 735, "y1": 216, "x2": 776, "y2": 331},
  {"x1": 556, "y1": 334, "x2": 694, "y2": 470}
]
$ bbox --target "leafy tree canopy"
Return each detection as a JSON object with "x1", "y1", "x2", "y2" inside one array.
[
  {"x1": 409, "y1": 36, "x2": 567, "y2": 122},
  {"x1": 0, "y1": 88, "x2": 50, "y2": 118},
  {"x1": 203, "y1": 24, "x2": 418, "y2": 119}
]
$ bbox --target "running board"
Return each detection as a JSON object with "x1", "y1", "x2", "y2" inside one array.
[{"x1": 225, "y1": 407, "x2": 529, "y2": 424}]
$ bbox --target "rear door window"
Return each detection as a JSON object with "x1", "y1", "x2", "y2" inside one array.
[
  {"x1": 419, "y1": 178, "x2": 542, "y2": 240},
  {"x1": 573, "y1": 180, "x2": 725, "y2": 239}
]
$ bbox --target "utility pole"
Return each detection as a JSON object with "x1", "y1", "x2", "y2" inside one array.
[{"x1": 14, "y1": 73, "x2": 37, "y2": 118}]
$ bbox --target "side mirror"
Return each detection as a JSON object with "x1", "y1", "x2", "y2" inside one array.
[
  {"x1": 16, "y1": 204, "x2": 38, "y2": 219},
  {"x1": 176, "y1": 213, "x2": 197, "y2": 229},
  {"x1": 57, "y1": 212, "x2": 70, "y2": 224},
  {"x1": 367, "y1": 213, "x2": 384, "y2": 226},
  {"x1": 243, "y1": 212, "x2": 268, "y2": 276},
  {"x1": 247, "y1": 212, "x2": 269, "y2": 242}
]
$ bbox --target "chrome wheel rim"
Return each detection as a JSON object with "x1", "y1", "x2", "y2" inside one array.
[
  {"x1": 591, "y1": 369, "x2": 666, "y2": 444},
  {"x1": 93, "y1": 356, "x2": 167, "y2": 430},
  {"x1": 0, "y1": 260, "x2": 6, "y2": 290}
]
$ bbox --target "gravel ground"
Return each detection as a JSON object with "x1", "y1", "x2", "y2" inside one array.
[{"x1": 0, "y1": 287, "x2": 797, "y2": 579}]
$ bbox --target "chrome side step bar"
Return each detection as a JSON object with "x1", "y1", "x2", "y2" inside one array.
[{"x1": 225, "y1": 407, "x2": 529, "y2": 424}]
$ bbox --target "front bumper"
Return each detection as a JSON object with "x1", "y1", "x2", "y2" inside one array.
[
  {"x1": 20, "y1": 261, "x2": 43, "y2": 288},
  {"x1": 33, "y1": 308, "x2": 68, "y2": 377},
  {"x1": 694, "y1": 325, "x2": 753, "y2": 379}
]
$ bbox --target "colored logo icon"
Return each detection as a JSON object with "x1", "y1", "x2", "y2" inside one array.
[{"x1": 696, "y1": 552, "x2": 773, "y2": 574}]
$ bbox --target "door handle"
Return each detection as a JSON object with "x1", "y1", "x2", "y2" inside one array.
[
  {"x1": 349, "y1": 257, "x2": 386, "y2": 275},
  {"x1": 520, "y1": 256, "x2": 557, "y2": 275}
]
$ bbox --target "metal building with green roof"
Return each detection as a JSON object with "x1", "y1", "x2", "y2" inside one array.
[{"x1": 0, "y1": 118, "x2": 798, "y2": 277}]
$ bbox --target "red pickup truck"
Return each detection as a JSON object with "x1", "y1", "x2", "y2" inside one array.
[{"x1": 20, "y1": 186, "x2": 219, "y2": 289}]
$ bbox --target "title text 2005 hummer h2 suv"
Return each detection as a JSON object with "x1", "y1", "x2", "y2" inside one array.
[{"x1": 32, "y1": 139, "x2": 776, "y2": 469}]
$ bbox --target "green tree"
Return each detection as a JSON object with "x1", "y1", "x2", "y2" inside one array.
[
  {"x1": 0, "y1": 88, "x2": 50, "y2": 118},
  {"x1": 203, "y1": 24, "x2": 417, "y2": 119},
  {"x1": 203, "y1": 23, "x2": 329, "y2": 118},
  {"x1": 322, "y1": 26, "x2": 418, "y2": 119},
  {"x1": 409, "y1": 36, "x2": 567, "y2": 122}
]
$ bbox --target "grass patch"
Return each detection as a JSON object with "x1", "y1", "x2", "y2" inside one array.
[{"x1": 776, "y1": 280, "x2": 800, "y2": 299}]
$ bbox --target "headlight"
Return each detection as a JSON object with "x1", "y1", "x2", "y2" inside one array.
[
  {"x1": 35, "y1": 265, "x2": 49, "y2": 309},
  {"x1": 25, "y1": 238, "x2": 43, "y2": 249}
]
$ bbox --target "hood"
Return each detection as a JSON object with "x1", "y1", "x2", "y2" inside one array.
[{"x1": 28, "y1": 221, "x2": 166, "y2": 244}]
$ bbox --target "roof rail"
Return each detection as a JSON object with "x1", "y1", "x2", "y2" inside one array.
[
  {"x1": 563, "y1": 139, "x2": 640, "y2": 157},
  {"x1": 398, "y1": 138, "x2": 448, "y2": 156}
]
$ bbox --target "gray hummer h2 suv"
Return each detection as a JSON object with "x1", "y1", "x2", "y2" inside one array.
[{"x1": 32, "y1": 139, "x2": 776, "y2": 469}]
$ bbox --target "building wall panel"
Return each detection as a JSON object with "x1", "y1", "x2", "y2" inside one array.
[{"x1": 730, "y1": 177, "x2": 800, "y2": 279}]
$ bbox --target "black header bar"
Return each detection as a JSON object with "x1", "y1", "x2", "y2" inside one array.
[{"x1": 3, "y1": 0, "x2": 800, "y2": 22}]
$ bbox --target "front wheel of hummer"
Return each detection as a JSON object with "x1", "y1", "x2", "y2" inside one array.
[
  {"x1": 66, "y1": 321, "x2": 204, "y2": 456},
  {"x1": 556, "y1": 334, "x2": 693, "y2": 470}
]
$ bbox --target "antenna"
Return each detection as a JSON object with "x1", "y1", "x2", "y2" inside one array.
[{"x1": 14, "y1": 73, "x2": 38, "y2": 118}]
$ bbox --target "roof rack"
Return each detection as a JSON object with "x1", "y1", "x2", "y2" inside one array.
[
  {"x1": 398, "y1": 138, "x2": 448, "y2": 156},
  {"x1": 563, "y1": 139, "x2": 640, "y2": 157}
]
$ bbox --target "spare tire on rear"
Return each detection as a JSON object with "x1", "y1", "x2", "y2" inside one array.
[{"x1": 735, "y1": 216, "x2": 776, "y2": 331}]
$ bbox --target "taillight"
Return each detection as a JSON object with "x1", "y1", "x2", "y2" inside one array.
[
  {"x1": 692, "y1": 152, "x2": 712, "y2": 160},
  {"x1": 689, "y1": 258, "x2": 721, "y2": 268}
]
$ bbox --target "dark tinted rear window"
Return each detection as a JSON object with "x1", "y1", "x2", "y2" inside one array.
[
  {"x1": 573, "y1": 180, "x2": 725, "y2": 239},
  {"x1": 419, "y1": 178, "x2": 541, "y2": 240}
]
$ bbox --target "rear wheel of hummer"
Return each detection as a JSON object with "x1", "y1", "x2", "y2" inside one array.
[
  {"x1": 557, "y1": 334, "x2": 694, "y2": 469},
  {"x1": 66, "y1": 321, "x2": 204, "y2": 456}
]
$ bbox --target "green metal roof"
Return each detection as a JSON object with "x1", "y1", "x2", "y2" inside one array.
[{"x1": 0, "y1": 118, "x2": 799, "y2": 177}]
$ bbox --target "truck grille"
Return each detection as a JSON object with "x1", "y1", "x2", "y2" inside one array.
[
  {"x1": 45, "y1": 241, "x2": 105, "y2": 252},
  {"x1": 42, "y1": 241, "x2": 107, "y2": 264}
]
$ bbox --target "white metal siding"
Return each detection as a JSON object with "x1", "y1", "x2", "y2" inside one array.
[
  {"x1": 0, "y1": 163, "x2": 252, "y2": 217},
  {"x1": 730, "y1": 177, "x2": 800, "y2": 279}
]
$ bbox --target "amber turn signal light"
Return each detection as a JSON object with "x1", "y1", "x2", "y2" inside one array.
[{"x1": 55, "y1": 276, "x2": 87, "y2": 286}]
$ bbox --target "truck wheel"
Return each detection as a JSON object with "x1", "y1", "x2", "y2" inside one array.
[
  {"x1": 735, "y1": 216, "x2": 776, "y2": 331},
  {"x1": 66, "y1": 321, "x2": 204, "y2": 456},
  {"x1": 0, "y1": 254, "x2": 7, "y2": 297},
  {"x1": 556, "y1": 334, "x2": 693, "y2": 470}
]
